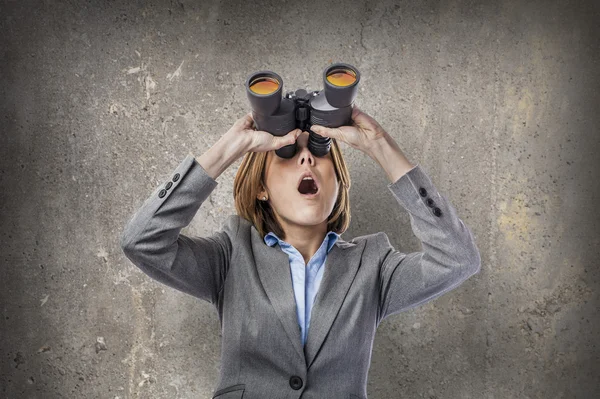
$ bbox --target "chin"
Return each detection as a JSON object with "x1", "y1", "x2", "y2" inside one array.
[
  {"x1": 289, "y1": 212, "x2": 326, "y2": 226},
  {"x1": 287, "y1": 207, "x2": 327, "y2": 226}
]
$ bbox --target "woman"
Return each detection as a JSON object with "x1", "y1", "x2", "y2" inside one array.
[{"x1": 120, "y1": 105, "x2": 481, "y2": 399}]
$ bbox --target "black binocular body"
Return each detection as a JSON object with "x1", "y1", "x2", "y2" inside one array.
[{"x1": 245, "y1": 63, "x2": 361, "y2": 158}]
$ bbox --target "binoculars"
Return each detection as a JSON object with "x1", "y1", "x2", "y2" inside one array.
[{"x1": 245, "y1": 63, "x2": 360, "y2": 158}]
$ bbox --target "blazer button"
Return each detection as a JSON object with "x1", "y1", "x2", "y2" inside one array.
[
  {"x1": 426, "y1": 198, "x2": 435, "y2": 207},
  {"x1": 158, "y1": 189, "x2": 167, "y2": 198},
  {"x1": 433, "y1": 207, "x2": 442, "y2": 217},
  {"x1": 172, "y1": 173, "x2": 180, "y2": 182},
  {"x1": 289, "y1": 375, "x2": 303, "y2": 390},
  {"x1": 419, "y1": 187, "x2": 427, "y2": 197},
  {"x1": 165, "y1": 181, "x2": 173, "y2": 190}
]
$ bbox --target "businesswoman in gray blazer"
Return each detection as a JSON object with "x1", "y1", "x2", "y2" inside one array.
[{"x1": 120, "y1": 105, "x2": 481, "y2": 399}]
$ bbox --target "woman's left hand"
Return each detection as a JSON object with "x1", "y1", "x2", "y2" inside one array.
[{"x1": 310, "y1": 104, "x2": 389, "y2": 156}]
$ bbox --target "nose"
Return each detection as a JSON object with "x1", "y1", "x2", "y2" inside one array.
[{"x1": 296, "y1": 131, "x2": 314, "y2": 165}]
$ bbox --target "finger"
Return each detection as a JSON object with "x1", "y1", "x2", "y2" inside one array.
[
  {"x1": 238, "y1": 112, "x2": 251, "y2": 124},
  {"x1": 279, "y1": 129, "x2": 300, "y2": 142},
  {"x1": 244, "y1": 113, "x2": 258, "y2": 130},
  {"x1": 277, "y1": 129, "x2": 301, "y2": 148},
  {"x1": 244, "y1": 112, "x2": 254, "y2": 126},
  {"x1": 311, "y1": 124, "x2": 337, "y2": 139},
  {"x1": 291, "y1": 128, "x2": 301, "y2": 141}
]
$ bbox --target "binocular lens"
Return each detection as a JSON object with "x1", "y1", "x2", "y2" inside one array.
[
  {"x1": 326, "y1": 68, "x2": 357, "y2": 87},
  {"x1": 249, "y1": 76, "x2": 280, "y2": 95}
]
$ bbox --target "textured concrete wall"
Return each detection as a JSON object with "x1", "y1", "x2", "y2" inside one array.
[{"x1": 1, "y1": 0, "x2": 599, "y2": 398}]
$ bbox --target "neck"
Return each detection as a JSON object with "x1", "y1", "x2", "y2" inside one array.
[{"x1": 279, "y1": 220, "x2": 329, "y2": 265}]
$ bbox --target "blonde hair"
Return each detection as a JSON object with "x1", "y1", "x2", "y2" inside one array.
[{"x1": 233, "y1": 138, "x2": 351, "y2": 239}]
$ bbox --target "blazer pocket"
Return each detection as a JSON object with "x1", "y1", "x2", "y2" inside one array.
[{"x1": 212, "y1": 383, "x2": 245, "y2": 399}]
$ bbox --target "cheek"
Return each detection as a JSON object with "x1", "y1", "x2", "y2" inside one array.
[
  {"x1": 270, "y1": 175, "x2": 293, "y2": 199},
  {"x1": 324, "y1": 174, "x2": 339, "y2": 198}
]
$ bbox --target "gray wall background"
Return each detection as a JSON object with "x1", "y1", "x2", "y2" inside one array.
[{"x1": 1, "y1": 0, "x2": 599, "y2": 398}]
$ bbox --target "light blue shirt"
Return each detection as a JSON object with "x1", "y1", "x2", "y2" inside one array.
[{"x1": 264, "y1": 230, "x2": 340, "y2": 347}]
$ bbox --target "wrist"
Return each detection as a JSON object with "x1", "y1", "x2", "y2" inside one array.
[
  {"x1": 219, "y1": 131, "x2": 248, "y2": 160},
  {"x1": 197, "y1": 133, "x2": 247, "y2": 180},
  {"x1": 367, "y1": 133, "x2": 415, "y2": 183}
]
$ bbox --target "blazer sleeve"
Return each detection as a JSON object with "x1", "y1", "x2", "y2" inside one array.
[
  {"x1": 377, "y1": 164, "x2": 481, "y2": 323},
  {"x1": 119, "y1": 154, "x2": 240, "y2": 304}
]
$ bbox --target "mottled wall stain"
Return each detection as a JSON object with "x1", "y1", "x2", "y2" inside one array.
[{"x1": 2, "y1": 0, "x2": 599, "y2": 398}]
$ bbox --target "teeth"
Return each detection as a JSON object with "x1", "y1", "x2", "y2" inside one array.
[{"x1": 302, "y1": 177, "x2": 313, "y2": 180}]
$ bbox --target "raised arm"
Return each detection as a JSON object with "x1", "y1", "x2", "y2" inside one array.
[
  {"x1": 310, "y1": 106, "x2": 481, "y2": 323},
  {"x1": 119, "y1": 153, "x2": 240, "y2": 304},
  {"x1": 376, "y1": 163, "x2": 481, "y2": 323},
  {"x1": 119, "y1": 113, "x2": 301, "y2": 304}
]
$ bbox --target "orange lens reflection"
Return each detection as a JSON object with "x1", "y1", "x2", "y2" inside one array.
[
  {"x1": 326, "y1": 69, "x2": 357, "y2": 87},
  {"x1": 249, "y1": 77, "x2": 280, "y2": 95}
]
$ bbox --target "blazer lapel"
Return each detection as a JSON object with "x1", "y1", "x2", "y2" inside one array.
[
  {"x1": 251, "y1": 226, "x2": 306, "y2": 363},
  {"x1": 251, "y1": 225, "x2": 364, "y2": 370},
  {"x1": 304, "y1": 238, "x2": 363, "y2": 370}
]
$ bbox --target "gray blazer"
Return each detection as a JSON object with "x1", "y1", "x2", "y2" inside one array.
[{"x1": 120, "y1": 154, "x2": 481, "y2": 399}]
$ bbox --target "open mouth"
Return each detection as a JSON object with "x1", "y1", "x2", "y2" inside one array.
[{"x1": 298, "y1": 177, "x2": 319, "y2": 196}]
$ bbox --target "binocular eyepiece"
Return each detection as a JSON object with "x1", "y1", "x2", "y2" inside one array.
[{"x1": 245, "y1": 63, "x2": 360, "y2": 158}]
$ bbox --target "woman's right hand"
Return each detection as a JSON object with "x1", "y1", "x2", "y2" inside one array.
[{"x1": 227, "y1": 112, "x2": 301, "y2": 154}]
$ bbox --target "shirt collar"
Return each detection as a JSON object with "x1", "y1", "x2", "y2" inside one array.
[{"x1": 264, "y1": 230, "x2": 340, "y2": 253}]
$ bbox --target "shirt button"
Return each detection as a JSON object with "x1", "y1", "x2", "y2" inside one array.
[
  {"x1": 419, "y1": 187, "x2": 427, "y2": 197},
  {"x1": 289, "y1": 376, "x2": 303, "y2": 390},
  {"x1": 172, "y1": 173, "x2": 180, "y2": 182},
  {"x1": 165, "y1": 181, "x2": 173, "y2": 190},
  {"x1": 158, "y1": 189, "x2": 167, "y2": 198}
]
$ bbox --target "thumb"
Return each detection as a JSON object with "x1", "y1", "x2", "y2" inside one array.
[
  {"x1": 311, "y1": 124, "x2": 334, "y2": 138},
  {"x1": 278, "y1": 129, "x2": 301, "y2": 147}
]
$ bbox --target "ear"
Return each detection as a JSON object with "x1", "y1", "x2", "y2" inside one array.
[{"x1": 256, "y1": 186, "x2": 267, "y2": 201}]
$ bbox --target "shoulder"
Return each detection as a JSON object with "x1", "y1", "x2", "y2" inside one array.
[
  {"x1": 228, "y1": 215, "x2": 258, "y2": 243},
  {"x1": 337, "y1": 232, "x2": 384, "y2": 252},
  {"x1": 230, "y1": 215, "x2": 385, "y2": 251},
  {"x1": 234, "y1": 214, "x2": 252, "y2": 233},
  {"x1": 343, "y1": 232, "x2": 393, "y2": 260},
  {"x1": 346, "y1": 232, "x2": 381, "y2": 244}
]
